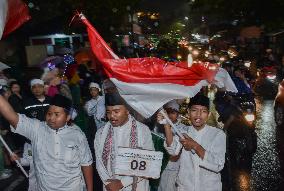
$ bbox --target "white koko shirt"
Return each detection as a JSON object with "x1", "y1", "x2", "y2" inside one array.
[
  {"x1": 15, "y1": 114, "x2": 93, "y2": 191},
  {"x1": 84, "y1": 96, "x2": 106, "y2": 129},
  {"x1": 164, "y1": 120, "x2": 188, "y2": 171},
  {"x1": 94, "y1": 115, "x2": 154, "y2": 191},
  {"x1": 158, "y1": 120, "x2": 189, "y2": 191},
  {"x1": 164, "y1": 125, "x2": 226, "y2": 191}
]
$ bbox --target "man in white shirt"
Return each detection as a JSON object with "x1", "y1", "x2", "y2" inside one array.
[
  {"x1": 84, "y1": 82, "x2": 106, "y2": 158},
  {"x1": 84, "y1": 82, "x2": 106, "y2": 130},
  {"x1": 0, "y1": 94, "x2": 93, "y2": 191},
  {"x1": 159, "y1": 94, "x2": 226, "y2": 191},
  {"x1": 95, "y1": 92, "x2": 154, "y2": 191},
  {"x1": 158, "y1": 100, "x2": 188, "y2": 191}
]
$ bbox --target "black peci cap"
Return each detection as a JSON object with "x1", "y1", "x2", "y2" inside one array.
[
  {"x1": 50, "y1": 94, "x2": 72, "y2": 112},
  {"x1": 188, "y1": 94, "x2": 210, "y2": 109},
  {"x1": 105, "y1": 92, "x2": 126, "y2": 106}
]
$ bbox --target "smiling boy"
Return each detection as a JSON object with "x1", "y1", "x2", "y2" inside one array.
[
  {"x1": 160, "y1": 94, "x2": 226, "y2": 191},
  {"x1": 0, "y1": 94, "x2": 93, "y2": 191}
]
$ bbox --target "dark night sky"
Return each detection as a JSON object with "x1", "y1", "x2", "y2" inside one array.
[{"x1": 138, "y1": 0, "x2": 189, "y2": 20}]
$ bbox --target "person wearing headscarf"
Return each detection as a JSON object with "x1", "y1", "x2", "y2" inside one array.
[
  {"x1": 94, "y1": 92, "x2": 154, "y2": 191},
  {"x1": 158, "y1": 94, "x2": 226, "y2": 191},
  {"x1": 0, "y1": 94, "x2": 93, "y2": 191}
]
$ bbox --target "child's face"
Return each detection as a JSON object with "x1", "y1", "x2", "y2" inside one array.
[
  {"x1": 46, "y1": 105, "x2": 70, "y2": 129},
  {"x1": 188, "y1": 105, "x2": 209, "y2": 129},
  {"x1": 165, "y1": 108, "x2": 179, "y2": 123},
  {"x1": 89, "y1": 87, "x2": 99, "y2": 98}
]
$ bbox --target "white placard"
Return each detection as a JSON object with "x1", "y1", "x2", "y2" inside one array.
[{"x1": 114, "y1": 147, "x2": 163, "y2": 179}]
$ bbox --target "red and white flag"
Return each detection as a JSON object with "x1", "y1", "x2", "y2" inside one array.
[
  {"x1": 0, "y1": 0, "x2": 31, "y2": 39},
  {"x1": 80, "y1": 14, "x2": 237, "y2": 117}
]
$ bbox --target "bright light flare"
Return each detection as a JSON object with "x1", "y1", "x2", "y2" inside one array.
[
  {"x1": 244, "y1": 61, "x2": 251, "y2": 68},
  {"x1": 266, "y1": 75, "x2": 276, "y2": 80},
  {"x1": 219, "y1": 57, "x2": 225, "y2": 62},
  {"x1": 209, "y1": 65, "x2": 217, "y2": 70},
  {"x1": 187, "y1": 54, "x2": 193, "y2": 67},
  {"x1": 245, "y1": 114, "x2": 255, "y2": 122},
  {"x1": 192, "y1": 50, "x2": 199, "y2": 56}
]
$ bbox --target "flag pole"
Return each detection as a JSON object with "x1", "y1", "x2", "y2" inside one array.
[
  {"x1": 160, "y1": 110, "x2": 185, "y2": 139},
  {"x1": 0, "y1": 135, "x2": 28, "y2": 178},
  {"x1": 160, "y1": 110, "x2": 197, "y2": 154},
  {"x1": 151, "y1": 131, "x2": 165, "y2": 140}
]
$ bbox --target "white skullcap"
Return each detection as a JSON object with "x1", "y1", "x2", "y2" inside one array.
[
  {"x1": 164, "y1": 100, "x2": 180, "y2": 112},
  {"x1": 0, "y1": 78, "x2": 8, "y2": 86},
  {"x1": 30, "y1": 79, "x2": 44, "y2": 87},
  {"x1": 89, "y1": 82, "x2": 101, "y2": 91}
]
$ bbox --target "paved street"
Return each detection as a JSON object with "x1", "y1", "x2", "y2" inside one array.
[
  {"x1": 251, "y1": 99, "x2": 284, "y2": 190},
  {"x1": 226, "y1": 99, "x2": 284, "y2": 191}
]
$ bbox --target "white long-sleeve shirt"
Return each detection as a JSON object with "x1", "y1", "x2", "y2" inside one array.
[
  {"x1": 157, "y1": 119, "x2": 188, "y2": 171},
  {"x1": 164, "y1": 125, "x2": 226, "y2": 191},
  {"x1": 158, "y1": 120, "x2": 189, "y2": 191},
  {"x1": 15, "y1": 114, "x2": 93, "y2": 191},
  {"x1": 84, "y1": 96, "x2": 106, "y2": 129},
  {"x1": 94, "y1": 115, "x2": 154, "y2": 191}
]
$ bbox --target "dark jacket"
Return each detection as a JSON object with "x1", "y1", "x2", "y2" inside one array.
[
  {"x1": 23, "y1": 96, "x2": 51, "y2": 121},
  {"x1": 8, "y1": 94, "x2": 24, "y2": 114}
]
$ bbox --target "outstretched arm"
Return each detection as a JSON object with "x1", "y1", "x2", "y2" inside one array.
[{"x1": 0, "y1": 95, "x2": 19, "y2": 128}]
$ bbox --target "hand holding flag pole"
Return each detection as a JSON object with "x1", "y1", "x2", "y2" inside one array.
[
  {"x1": 0, "y1": 135, "x2": 28, "y2": 178},
  {"x1": 159, "y1": 109, "x2": 185, "y2": 139},
  {"x1": 160, "y1": 109, "x2": 196, "y2": 154}
]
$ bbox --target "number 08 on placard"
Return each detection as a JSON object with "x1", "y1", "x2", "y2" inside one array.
[
  {"x1": 130, "y1": 160, "x2": 147, "y2": 170},
  {"x1": 115, "y1": 147, "x2": 163, "y2": 179}
]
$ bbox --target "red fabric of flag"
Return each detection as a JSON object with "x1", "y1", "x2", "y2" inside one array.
[{"x1": 2, "y1": 0, "x2": 31, "y2": 37}]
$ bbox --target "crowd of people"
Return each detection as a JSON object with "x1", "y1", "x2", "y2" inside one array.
[{"x1": 0, "y1": 58, "x2": 228, "y2": 191}]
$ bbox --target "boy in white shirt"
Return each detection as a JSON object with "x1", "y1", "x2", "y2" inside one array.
[
  {"x1": 0, "y1": 94, "x2": 93, "y2": 191},
  {"x1": 158, "y1": 94, "x2": 226, "y2": 191}
]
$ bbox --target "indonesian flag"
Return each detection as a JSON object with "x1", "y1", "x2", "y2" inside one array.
[
  {"x1": 80, "y1": 14, "x2": 237, "y2": 118},
  {"x1": 0, "y1": 0, "x2": 31, "y2": 39}
]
